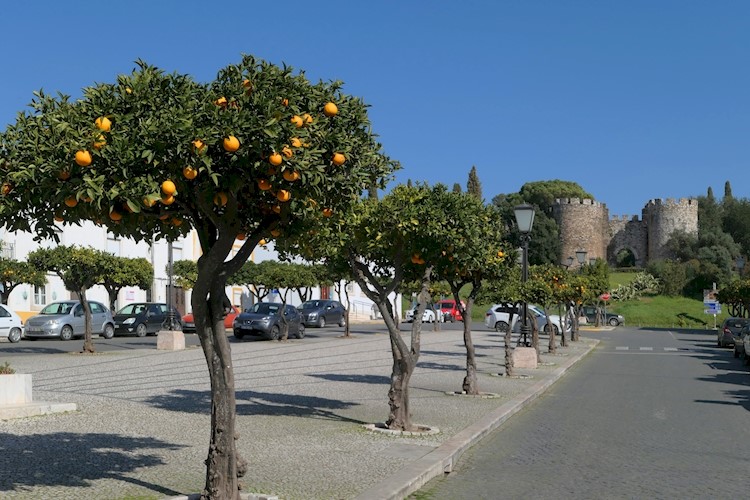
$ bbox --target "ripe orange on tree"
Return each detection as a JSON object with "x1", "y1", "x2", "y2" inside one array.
[
  {"x1": 171, "y1": 218, "x2": 183, "y2": 227},
  {"x1": 282, "y1": 169, "x2": 300, "y2": 182},
  {"x1": 58, "y1": 170, "x2": 71, "y2": 180},
  {"x1": 291, "y1": 115, "x2": 304, "y2": 128},
  {"x1": 268, "y1": 152, "x2": 283, "y2": 166},
  {"x1": 281, "y1": 146, "x2": 293, "y2": 159},
  {"x1": 257, "y1": 179, "x2": 272, "y2": 191},
  {"x1": 276, "y1": 190, "x2": 291, "y2": 202},
  {"x1": 75, "y1": 150, "x2": 92, "y2": 167},
  {"x1": 161, "y1": 194, "x2": 176, "y2": 206},
  {"x1": 214, "y1": 192, "x2": 228, "y2": 207},
  {"x1": 109, "y1": 211, "x2": 122, "y2": 221},
  {"x1": 92, "y1": 135, "x2": 106, "y2": 150},
  {"x1": 290, "y1": 137, "x2": 302, "y2": 148},
  {"x1": 54, "y1": 213, "x2": 64, "y2": 222},
  {"x1": 223, "y1": 136, "x2": 240, "y2": 152},
  {"x1": 214, "y1": 96, "x2": 228, "y2": 107},
  {"x1": 281, "y1": 98, "x2": 289, "y2": 106},
  {"x1": 161, "y1": 180, "x2": 177, "y2": 196},
  {"x1": 272, "y1": 204, "x2": 281, "y2": 214},
  {"x1": 192, "y1": 139, "x2": 206, "y2": 154},
  {"x1": 270, "y1": 229, "x2": 281, "y2": 238},
  {"x1": 64, "y1": 196, "x2": 78, "y2": 208},
  {"x1": 242, "y1": 79, "x2": 253, "y2": 92},
  {"x1": 322, "y1": 207, "x2": 333, "y2": 217},
  {"x1": 303, "y1": 113, "x2": 313, "y2": 125},
  {"x1": 94, "y1": 116, "x2": 112, "y2": 132},
  {"x1": 259, "y1": 239, "x2": 267, "y2": 246},
  {"x1": 236, "y1": 233, "x2": 246, "y2": 241},
  {"x1": 323, "y1": 102, "x2": 338, "y2": 117},
  {"x1": 332, "y1": 153, "x2": 346, "y2": 166},
  {"x1": 183, "y1": 166, "x2": 198, "y2": 180},
  {"x1": 143, "y1": 196, "x2": 156, "y2": 208}
]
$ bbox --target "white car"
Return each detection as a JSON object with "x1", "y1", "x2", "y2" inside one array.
[
  {"x1": 484, "y1": 304, "x2": 571, "y2": 335},
  {"x1": 0, "y1": 304, "x2": 24, "y2": 343},
  {"x1": 405, "y1": 307, "x2": 438, "y2": 323}
]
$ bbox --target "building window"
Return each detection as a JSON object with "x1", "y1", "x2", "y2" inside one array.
[
  {"x1": 33, "y1": 285, "x2": 46, "y2": 306},
  {"x1": 1, "y1": 242, "x2": 15, "y2": 259}
]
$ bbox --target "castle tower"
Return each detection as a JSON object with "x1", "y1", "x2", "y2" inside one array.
[
  {"x1": 643, "y1": 198, "x2": 699, "y2": 261},
  {"x1": 552, "y1": 198, "x2": 609, "y2": 268}
]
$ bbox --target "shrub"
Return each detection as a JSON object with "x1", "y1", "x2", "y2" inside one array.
[{"x1": 0, "y1": 362, "x2": 15, "y2": 374}]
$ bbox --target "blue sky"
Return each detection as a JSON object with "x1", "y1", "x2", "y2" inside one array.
[{"x1": 2, "y1": 1, "x2": 748, "y2": 216}]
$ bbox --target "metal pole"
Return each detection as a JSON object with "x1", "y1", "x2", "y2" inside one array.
[
  {"x1": 167, "y1": 241, "x2": 174, "y2": 330},
  {"x1": 520, "y1": 235, "x2": 530, "y2": 346}
]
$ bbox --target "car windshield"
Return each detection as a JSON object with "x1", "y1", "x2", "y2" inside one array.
[
  {"x1": 249, "y1": 303, "x2": 280, "y2": 315},
  {"x1": 40, "y1": 303, "x2": 75, "y2": 315},
  {"x1": 299, "y1": 301, "x2": 327, "y2": 310},
  {"x1": 116, "y1": 304, "x2": 147, "y2": 315}
]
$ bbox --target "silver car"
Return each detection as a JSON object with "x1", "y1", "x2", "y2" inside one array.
[{"x1": 24, "y1": 300, "x2": 115, "y2": 341}]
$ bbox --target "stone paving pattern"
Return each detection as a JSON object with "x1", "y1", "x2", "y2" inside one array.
[{"x1": 0, "y1": 326, "x2": 596, "y2": 499}]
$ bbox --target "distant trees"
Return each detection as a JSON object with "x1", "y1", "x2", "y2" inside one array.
[
  {"x1": 466, "y1": 166, "x2": 482, "y2": 200},
  {"x1": 0, "y1": 254, "x2": 46, "y2": 305}
]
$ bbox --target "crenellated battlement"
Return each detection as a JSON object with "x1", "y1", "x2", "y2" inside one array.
[
  {"x1": 552, "y1": 195, "x2": 698, "y2": 268},
  {"x1": 554, "y1": 198, "x2": 606, "y2": 207}
]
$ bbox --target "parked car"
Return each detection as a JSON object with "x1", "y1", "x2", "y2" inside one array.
[
  {"x1": 233, "y1": 302, "x2": 305, "y2": 340},
  {"x1": 24, "y1": 300, "x2": 115, "y2": 340},
  {"x1": 743, "y1": 329, "x2": 750, "y2": 366},
  {"x1": 734, "y1": 323, "x2": 750, "y2": 359},
  {"x1": 718, "y1": 317, "x2": 750, "y2": 347},
  {"x1": 113, "y1": 302, "x2": 182, "y2": 337},
  {"x1": 298, "y1": 299, "x2": 346, "y2": 328},
  {"x1": 580, "y1": 305, "x2": 624, "y2": 327},
  {"x1": 437, "y1": 299, "x2": 465, "y2": 322},
  {"x1": 0, "y1": 304, "x2": 24, "y2": 343},
  {"x1": 182, "y1": 306, "x2": 240, "y2": 333},
  {"x1": 405, "y1": 307, "x2": 438, "y2": 323},
  {"x1": 484, "y1": 304, "x2": 571, "y2": 335},
  {"x1": 484, "y1": 303, "x2": 520, "y2": 332}
]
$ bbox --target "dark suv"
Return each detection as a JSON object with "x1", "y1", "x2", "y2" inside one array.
[
  {"x1": 297, "y1": 300, "x2": 346, "y2": 328},
  {"x1": 113, "y1": 302, "x2": 182, "y2": 337},
  {"x1": 581, "y1": 305, "x2": 624, "y2": 327},
  {"x1": 718, "y1": 317, "x2": 750, "y2": 348}
]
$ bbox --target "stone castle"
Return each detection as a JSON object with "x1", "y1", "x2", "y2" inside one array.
[{"x1": 552, "y1": 197, "x2": 699, "y2": 268}]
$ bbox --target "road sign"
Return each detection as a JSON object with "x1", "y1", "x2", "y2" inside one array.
[{"x1": 600, "y1": 293, "x2": 611, "y2": 301}]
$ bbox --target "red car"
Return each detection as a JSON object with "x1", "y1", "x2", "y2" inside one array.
[
  {"x1": 182, "y1": 306, "x2": 241, "y2": 333},
  {"x1": 437, "y1": 299, "x2": 465, "y2": 322}
]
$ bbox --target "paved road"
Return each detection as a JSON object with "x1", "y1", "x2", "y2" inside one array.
[
  {"x1": 0, "y1": 320, "x2": 469, "y2": 357},
  {"x1": 416, "y1": 327, "x2": 750, "y2": 499}
]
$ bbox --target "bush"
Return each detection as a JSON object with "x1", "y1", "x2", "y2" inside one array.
[{"x1": 0, "y1": 362, "x2": 15, "y2": 374}]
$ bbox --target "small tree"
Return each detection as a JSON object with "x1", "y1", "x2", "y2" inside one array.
[
  {"x1": 27, "y1": 246, "x2": 108, "y2": 352},
  {"x1": 480, "y1": 270, "x2": 523, "y2": 377},
  {"x1": 100, "y1": 255, "x2": 153, "y2": 311},
  {"x1": 0, "y1": 256, "x2": 46, "y2": 305},
  {"x1": 466, "y1": 165, "x2": 482, "y2": 200},
  {"x1": 172, "y1": 259, "x2": 198, "y2": 290}
]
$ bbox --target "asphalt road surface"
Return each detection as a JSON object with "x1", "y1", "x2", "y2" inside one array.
[{"x1": 417, "y1": 326, "x2": 750, "y2": 499}]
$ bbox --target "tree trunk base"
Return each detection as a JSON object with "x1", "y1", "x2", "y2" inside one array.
[{"x1": 363, "y1": 422, "x2": 440, "y2": 436}]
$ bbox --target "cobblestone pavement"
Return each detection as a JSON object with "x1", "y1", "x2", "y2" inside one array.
[
  {"x1": 417, "y1": 327, "x2": 749, "y2": 499},
  {"x1": 0, "y1": 325, "x2": 596, "y2": 499}
]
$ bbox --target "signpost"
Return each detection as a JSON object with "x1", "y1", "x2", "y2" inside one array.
[{"x1": 704, "y1": 287, "x2": 721, "y2": 329}]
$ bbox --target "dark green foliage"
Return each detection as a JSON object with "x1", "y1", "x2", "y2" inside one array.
[{"x1": 466, "y1": 166, "x2": 482, "y2": 200}]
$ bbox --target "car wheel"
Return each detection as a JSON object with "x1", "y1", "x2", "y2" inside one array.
[
  {"x1": 234, "y1": 331, "x2": 245, "y2": 340},
  {"x1": 296, "y1": 324, "x2": 306, "y2": 339},
  {"x1": 135, "y1": 323, "x2": 147, "y2": 337},
  {"x1": 318, "y1": 317, "x2": 326, "y2": 328},
  {"x1": 270, "y1": 325, "x2": 281, "y2": 340},
  {"x1": 608, "y1": 317, "x2": 619, "y2": 327},
  {"x1": 745, "y1": 355, "x2": 750, "y2": 366},
  {"x1": 717, "y1": 339, "x2": 722, "y2": 347},
  {"x1": 338, "y1": 316, "x2": 346, "y2": 327},
  {"x1": 102, "y1": 323, "x2": 115, "y2": 339},
  {"x1": 494, "y1": 321, "x2": 509, "y2": 332},
  {"x1": 8, "y1": 327, "x2": 21, "y2": 343},
  {"x1": 60, "y1": 325, "x2": 74, "y2": 341}
]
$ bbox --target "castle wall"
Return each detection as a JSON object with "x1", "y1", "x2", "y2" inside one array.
[
  {"x1": 608, "y1": 215, "x2": 648, "y2": 267},
  {"x1": 552, "y1": 198, "x2": 608, "y2": 268},
  {"x1": 552, "y1": 197, "x2": 698, "y2": 268},
  {"x1": 643, "y1": 198, "x2": 699, "y2": 261}
]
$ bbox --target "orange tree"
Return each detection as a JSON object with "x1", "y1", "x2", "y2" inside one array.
[
  {"x1": 279, "y1": 183, "x2": 453, "y2": 431},
  {"x1": 27, "y1": 246, "x2": 112, "y2": 351},
  {"x1": 0, "y1": 253, "x2": 46, "y2": 305},
  {"x1": 431, "y1": 190, "x2": 513, "y2": 395},
  {"x1": 99, "y1": 255, "x2": 153, "y2": 311},
  {"x1": 480, "y1": 270, "x2": 523, "y2": 377},
  {"x1": 0, "y1": 56, "x2": 394, "y2": 498}
]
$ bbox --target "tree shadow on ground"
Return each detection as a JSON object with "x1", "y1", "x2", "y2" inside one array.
[
  {"x1": 144, "y1": 389, "x2": 364, "y2": 423},
  {"x1": 308, "y1": 373, "x2": 390, "y2": 385},
  {"x1": 416, "y1": 360, "x2": 463, "y2": 371},
  {"x1": 0, "y1": 432, "x2": 184, "y2": 496}
]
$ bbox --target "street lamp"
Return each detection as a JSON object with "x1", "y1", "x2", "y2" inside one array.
[
  {"x1": 564, "y1": 256, "x2": 574, "y2": 269},
  {"x1": 514, "y1": 203, "x2": 535, "y2": 346}
]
